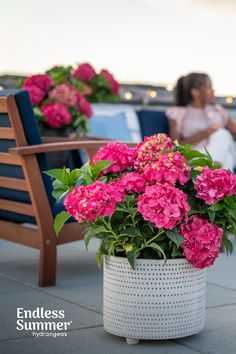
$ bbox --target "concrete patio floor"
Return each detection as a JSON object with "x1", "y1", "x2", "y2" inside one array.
[{"x1": 0, "y1": 238, "x2": 235, "y2": 354}]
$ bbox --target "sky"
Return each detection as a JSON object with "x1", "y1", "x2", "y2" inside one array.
[{"x1": 1, "y1": 0, "x2": 236, "y2": 95}]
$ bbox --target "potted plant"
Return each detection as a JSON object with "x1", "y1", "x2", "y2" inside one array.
[
  {"x1": 20, "y1": 63, "x2": 121, "y2": 136},
  {"x1": 47, "y1": 134, "x2": 236, "y2": 344}
]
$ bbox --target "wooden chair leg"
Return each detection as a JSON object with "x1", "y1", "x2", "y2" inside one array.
[{"x1": 39, "y1": 238, "x2": 57, "y2": 287}]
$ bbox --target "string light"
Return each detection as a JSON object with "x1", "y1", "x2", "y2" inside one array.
[
  {"x1": 149, "y1": 90, "x2": 157, "y2": 98},
  {"x1": 166, "y1": 84, "x2": 173, "y2": 92},
  {"x1": 225, "y1": 96, "x2": 233, "y2": 104},
  {"x1": 124, "y1": 92, "x2": 133, "y2": 100}
]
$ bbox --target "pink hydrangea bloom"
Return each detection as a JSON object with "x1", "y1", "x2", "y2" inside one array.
[
  {"x1": 138, "y1": 183, "x2": 190, "y2": 229},
  {"x1": 72, "y1": 63, "x2": 96, "y2": 81},
  {"x1": 101, "y1": 69, "x2": 120, "y2": 94},
  {"x1": 49, "y1": 84, "x2": 78, "y2": 106},
  {"x1": 108, "y1": 180, "x2": 125, "y2": 202},
  {"x1": 41, "y1": 102, "x2": 72, "y2": 128},
  {"x1": 180, "y1": 216, "x2": 223, "y2": 269},
  {"x1": 64, "y1": 181, "x2": 118, "y2": 223},
  {"x1": 133, "y1": 134, "x2": 173, "y2": 171},
  {"x1": 24, "y1": 85, "x2": 45, "y2": 105},
  {"x1": 81, "y1": 83, "x2": 93, "y2": 96},
  {"x1": 23, "y1": 74, "x2": 52, "y2": 91},
  {"x1": 194, "y1": 167, "x2": 236, "y2": 205},
  {"x1": 120, "y1": 172, "x2": 146, "y2": 193},
  {"x1": 143, "y1": 152, "x2": 190, "y2": 186},
  {"x1": 77, "y1": 95, "x2": 93, "y2": 118},
  {"x1": 92, "y1": 142, "x2": 134, "y2": 174}
]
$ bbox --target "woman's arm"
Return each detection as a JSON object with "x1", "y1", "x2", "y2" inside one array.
[
  {"x1": 226, "y1": 118, "x2": 236, "y2": 138},
  {"x1": 168, "y1": 119, "x2": 219, "y2": 145}
]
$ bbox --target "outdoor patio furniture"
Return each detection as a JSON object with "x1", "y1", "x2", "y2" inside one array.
[
  {"x1": 0, "y1": 89, "x2": 119, "y2": 286},
  {"x1": 136, "y1": 109, "x2": 169, "y2": 139}
]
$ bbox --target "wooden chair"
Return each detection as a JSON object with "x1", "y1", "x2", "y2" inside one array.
[{"x1": 0, "y1": 89, "x2": 132, "y2": 286}]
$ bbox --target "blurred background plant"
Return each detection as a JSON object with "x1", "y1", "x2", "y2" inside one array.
[{"x1": 19, "y1": 63, "x2": 120, "y2": 136}]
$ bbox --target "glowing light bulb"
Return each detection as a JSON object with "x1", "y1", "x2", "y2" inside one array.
[
  {"x1": 225, "y1": 96, "x2": 233, "y2": 104},
  {"x1": 149, "y1": 90, "x2": 157, "y2": 98},
  {"x1": 124, "y1": 92, "x2": 133, "y2": 100},
  {"x1": 166, "y1": 84, "x2": 173, "y2": 92}
]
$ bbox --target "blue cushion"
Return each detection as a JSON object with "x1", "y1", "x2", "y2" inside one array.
[
  {"x1": 0, "y1": 90, "x2": 56, "y2": 223},
  {"x1": 88, "y1": 112, "x2": 132, "y2": 141},
  {"x1": 137, "y1": 110, "x2": 169, "y2": 139}
]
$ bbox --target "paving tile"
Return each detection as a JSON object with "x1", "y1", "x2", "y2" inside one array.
[
  {"x1": 0, "y1": 326, "x2": 201, "y2": 354},
  {"x1": 0, "y1": 275, "x2": 32, "y2": 295},
  {"x1": 176, "y1": 304, "x2": 236, "y2": 354},
  {"x1": 206, "y1": 283, "x2": 236, "y2": 308},
  {"x1": 0, "y1": 289, "x2": 102, "y2": 342}
]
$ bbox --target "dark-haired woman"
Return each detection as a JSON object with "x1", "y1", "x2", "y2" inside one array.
[{"x1": 166, "y1": 73, "x2": 236, "y2": 170}]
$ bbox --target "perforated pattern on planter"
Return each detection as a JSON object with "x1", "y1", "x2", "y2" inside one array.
[{"x1": 103, "y1": 256, "x2": 206, "y2": 340}]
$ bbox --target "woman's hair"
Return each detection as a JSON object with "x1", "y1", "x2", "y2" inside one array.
[{"x1": 174, "y1": 73, "x2": 209, "y2": 106}]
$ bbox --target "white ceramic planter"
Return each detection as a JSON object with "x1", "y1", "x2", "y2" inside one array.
[{"x1": 103, "y1": 256, "x2": 206, "y2": 344}]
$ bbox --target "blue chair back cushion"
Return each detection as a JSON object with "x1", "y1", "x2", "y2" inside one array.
[
  {"x1": 137, "y1": 110, "x2": 169, "y2": 139},
  {"x1": 0, "y1": 90, "x2": 57, "y2": 223}
]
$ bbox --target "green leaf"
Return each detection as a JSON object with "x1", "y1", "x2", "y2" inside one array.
[
  {"x1": 207, "y1": 209, "x2": 215, "y2": 223},
  {"x1": 52, "y1": 186, "x2": 70, "y2": 202},
  {"x1": 147, "y1": 243, "x2": 167, "y2": 261},
  {"x1": 54, "y1": 211, "x2": 71, "y2": 236},
  {"x1": 45, "y1": 168, "x2": 70, "y2": 184},
  {"x1": 92, "y1": 160, "x2": 113, "y2": 179},
  {"x1": 96, "y1": 242, "x2": 105, "y2": 269},
  {"x1": 120, "y1": 227, "x2": 144, "y2": 238},
  {"x1": 209, "y1": 203, "x2": 224, "y2": 212},
  {"x1": 188, "y1": 157, "x2": 212, "y2": 167},
  {"x1": 166, "y1": 230, "x2": 184, "y2": 248},
  {"x1": 127, "y1": 250, "x2": 139, "y2": 269},
  {"x1": 84, "y1": 226, "x2": 109, "y2": 249},
  {"x1": 222, "y1": 236, "x2": 233, "y2": 255}
]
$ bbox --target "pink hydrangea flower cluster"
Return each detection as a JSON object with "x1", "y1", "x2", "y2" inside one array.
[
  {"x1": 92, "y1": 142, "x2": 134, "y2": 174},
  {"x1": 120, "y1": 172, "x2": 146, "y2": 194},
  {"x1": 64, "y1": 181, "x2": 118, "y2": 222},
  {"x1": 143, "y1": 152, "x2": 190, "y2": 186},
  {"x1": 49, "y1": 83, "x2": 78, "y2": 106},
  {"x1": 23, "y1": 74, "x2": 52, "y2": 106},
  {"x1": 137, "y1": 183, "x2": 190, "y2": 229},
  {"x1": 194, "y1": 167, "x2": 236, "y2": 205},
  {"x1": 41, "y1": 102, "x2": 72, "y2": 128},
  {"x1": 133, "y1": 134, "x2": 173, "y2": 171},
  {"x1": 72, "y1": 63, "x2": 96, "y2": 82},
  {"x1": 101, "y1": 69, "x2": 120, "y2": 94},
  {"x1": 24, "y1": 85, "x2": 45, "y2": 106},
  {"x1": 180, "y1": 216, "x2": 223, "y2": 269},
  {"x1": 77, "y1": 94, "x2": 93, "y2": 118}
]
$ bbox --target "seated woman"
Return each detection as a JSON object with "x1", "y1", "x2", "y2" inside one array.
[{"x1": 166, "y1": 73, "x2": 236, "y2": 171}]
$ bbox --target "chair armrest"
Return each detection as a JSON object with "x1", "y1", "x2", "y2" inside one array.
[{"x1": 10, "y1": 140, "x2": 136, "y2": 156}]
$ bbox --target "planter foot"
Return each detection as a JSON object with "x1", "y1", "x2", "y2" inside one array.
[{"x1": 126, "y1": 338, "x2": 140, "y2": 345}]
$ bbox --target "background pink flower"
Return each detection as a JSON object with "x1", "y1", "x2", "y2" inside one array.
[
  {"x1": 49, "y1": 83, "x2": 78, "y2": 106},
  {"x1": 180, "y1": 216, "x2": 223, "y2": 269},
  {"x1": 143, "y1": 152, "x2": 190, "y2": 186},
  {"x1": 194, "y1": 167, "x2": 236, "y2": 205},
  {"x1": 92, "y1": 142, "x2": 134, "y2": 174},
  {"x1": 101, "y1": 69, "x2": 120, "y2": 94},
  {"x1": 77, "y1": 95, "x2": 93, "y2": 118},
  {"x1": 41, "y1": 102, "x2": 72, "y2": 128},
  {"x1": 23, "y1": 74, "x2": 52, "y2": 91},
  {"x1": 138, "y1": 183, "x2": 190, "y2": 229},
  {"x1": 24, "y1": 85, "x2": 45, "y2": 106},
  {"x1": 133, "y1": 134, "x2": 173, "y2": 171},
  {"x1": 64, "y1": 181, "x2": 118, "y2": 223},
  {"x1": 72, "y1": 63, "x2": 96, "y2": 81}
]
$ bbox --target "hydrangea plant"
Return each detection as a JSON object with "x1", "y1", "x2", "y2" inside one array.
[
  {"x1": 20, "y1": 63, "x2": 120, "y2": 135},
  {"x1": 47, "y1": 134, "x2": 236, "y2": 269}
]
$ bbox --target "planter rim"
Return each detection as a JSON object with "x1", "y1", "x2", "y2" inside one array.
[{"x1": 105, "y1": 255, "x2": 190, "y2": 266}]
